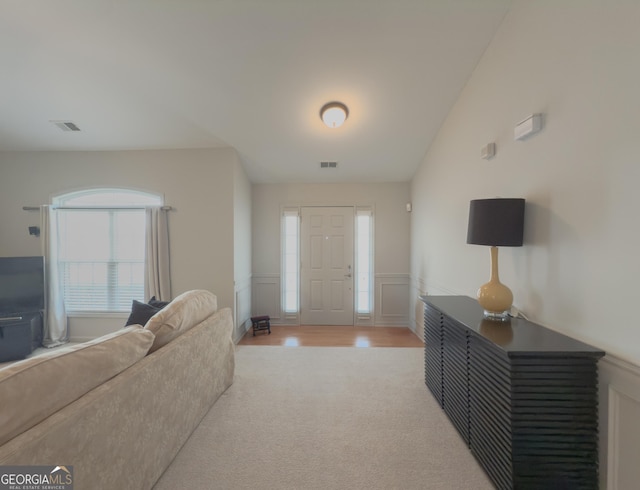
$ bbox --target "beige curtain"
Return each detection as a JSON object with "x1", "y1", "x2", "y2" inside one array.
[
  {"x1": 40, "y1": 205, "x2": 69, "y2": 347},
  {"x1": 144, "y1": 207, "x2": 171, "y2": 301}
]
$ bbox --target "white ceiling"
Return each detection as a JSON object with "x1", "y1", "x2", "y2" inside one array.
[{"x1": 0, "y1": 1, "x2": 511, "y2": 183}]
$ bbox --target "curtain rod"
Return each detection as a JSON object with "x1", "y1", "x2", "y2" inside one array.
[{"x1": 22, "y1": 205, "x2": 173, "y2": 211}]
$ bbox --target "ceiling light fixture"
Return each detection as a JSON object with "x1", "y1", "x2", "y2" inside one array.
[{"x1": 320, "y1": 102, "x2": 348, "y2": 128}]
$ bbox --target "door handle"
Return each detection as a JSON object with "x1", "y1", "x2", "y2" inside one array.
[{"x1": 344, "y1": 273, "x2": 352, "y2": 278}]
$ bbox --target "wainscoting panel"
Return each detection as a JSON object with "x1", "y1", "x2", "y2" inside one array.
[
  {"x1": 253, "y1": 273, "x2": 410, "y2": 326},
  {"x1": 374, "y1": 274, "x2": 410, "y2": 326},
  {"x1": 234, "y1": 276, "x2": 252, "y2": 344},
  {"x1": 252, "y1": 274, "x2": 282, "y2": 323},
  {"x1": 599, "y1": 355, "x2": 640, "y2": 489}
]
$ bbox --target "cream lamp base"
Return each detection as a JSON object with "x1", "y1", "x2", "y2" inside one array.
[{"x1": 477, "y1": 246, "x2": 513, "y2": 321}]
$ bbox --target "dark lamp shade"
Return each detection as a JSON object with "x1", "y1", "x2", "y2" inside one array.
[{"x1": 467, "y1": 198, "x2": 525, "y2": 247}]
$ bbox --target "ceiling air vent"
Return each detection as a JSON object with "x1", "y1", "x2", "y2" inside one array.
[
  {"x1": 320, "y1": 161, "x2": 337, "y2": 169},
  {"x1": 51, "y1": 120, "x2": 81, "y2": 132}
]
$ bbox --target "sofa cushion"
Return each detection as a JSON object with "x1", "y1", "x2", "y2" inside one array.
[
  {"x1": 144, "y1": 289, "x2": 217, "y2": 353},
  {"x1": 0, "y1": 325, "x2": 155, "y2": 447}
]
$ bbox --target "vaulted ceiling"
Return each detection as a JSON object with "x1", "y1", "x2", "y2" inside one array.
[{"x1": 0, "y1": 1, "x2": 511, "y2": 183}]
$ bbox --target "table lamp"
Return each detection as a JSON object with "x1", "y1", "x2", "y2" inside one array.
[{"x1": 467, "y1": 198, "x2": 525, "y2": 320}]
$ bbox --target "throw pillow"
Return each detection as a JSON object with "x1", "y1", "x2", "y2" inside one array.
[
  {"x1": 148, "y1": 296, "x2": 170, "y2": 309},
  {"x1": 125, "y1": 300, "x2": 161, "y2": 327}
]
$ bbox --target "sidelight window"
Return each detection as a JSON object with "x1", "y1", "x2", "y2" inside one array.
[
  {"x1": 355, "y1": 208, "x2": 373, "y2": 314},
  {"x1": 282, "y1": 208, "x2": 299, "y2": 314}
]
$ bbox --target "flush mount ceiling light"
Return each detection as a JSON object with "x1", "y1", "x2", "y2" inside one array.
[{"x1": 320, "y1": 102, "x2": 348, "y2": 128}]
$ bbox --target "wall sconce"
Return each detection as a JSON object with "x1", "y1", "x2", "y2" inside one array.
[
  {"x1": 320, "y1": 102, "x2": 349, "y2": 128},
  {"x1": 467, "y1": 198, "x2": 525, "y2": 320}
]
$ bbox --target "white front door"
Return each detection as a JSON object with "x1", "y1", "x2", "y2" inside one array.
[{"x1": 300, "y1": 206, "x2": 354, "y2": 325}]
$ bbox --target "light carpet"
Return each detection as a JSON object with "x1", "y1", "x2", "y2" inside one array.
[{"x1": 153, "y1": 346, "x2": 493, "y2": 490}]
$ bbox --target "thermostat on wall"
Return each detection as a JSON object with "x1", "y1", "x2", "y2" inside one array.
[
  {"x1": 514, "y1": 114, "x2": 543, "y2": 141},
  {"x1": 481, "y1": 142, "x2": 496, "y2": 159}
]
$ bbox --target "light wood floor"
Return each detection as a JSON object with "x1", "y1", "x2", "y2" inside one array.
[{"x1": 239, "y1": 325, "x2": 424, "y2": 348}]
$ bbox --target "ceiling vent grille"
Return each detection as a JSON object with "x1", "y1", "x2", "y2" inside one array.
[
  {"x1": 51, "y1": 120, "x2": 81, "y2": 132},
  {"x1": 320, "y1": 161, "x2": 337, "y2": 169}
]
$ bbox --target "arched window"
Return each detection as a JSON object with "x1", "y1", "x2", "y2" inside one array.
[{"x1": 54, "y1": 189, "x2": 162, "y2": 312}]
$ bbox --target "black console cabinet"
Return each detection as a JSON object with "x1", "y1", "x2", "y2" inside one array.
[
  {"x1": 421, "y1": 295, "x2": 605, "y2": 490},
  {"x1": 0, "y1": 311, "x2": 43, "y2": 362}
]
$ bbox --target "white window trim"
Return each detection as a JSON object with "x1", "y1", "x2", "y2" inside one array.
[
  {"x1": 355, "y1": 206, "x2": 374, "y2": 320},
  {"x1": 281, "y1": 207, "x2": 300, "y2": 319}
]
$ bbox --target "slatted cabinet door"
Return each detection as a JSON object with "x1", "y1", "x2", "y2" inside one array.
[
  {"x1": 508, "y1": 356, "x2": 600, "y2": 489},
  {"x1": 469, "y1": 333, "x2": 514, "y2": 490},
  {"x1": 423, "y1": 303, "x2": 443, "y2": 404},
  {"x1": 442, "y1": 316, "x2": 470, "y2": 444}
]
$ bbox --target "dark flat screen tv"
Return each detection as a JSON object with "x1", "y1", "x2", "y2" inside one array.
[{"x1": 0, "y1": 256, "x2": 45, "y2": 315}]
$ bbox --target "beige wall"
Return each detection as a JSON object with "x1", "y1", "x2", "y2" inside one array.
[
  {"x1": 411, "y1": 0, "x2": 640, "y2": 363},
  {"x1": 410, "y1": 1, "x2": 640, "y2": 485},
  {"x1": 253, "y1": 183, "x2": 410, "y2": 274},
  {"x1": 252, "y1": 182, "x2": 410, "y2": 324},
  {"x1": 233, "y1": 159, "x2": 252, "y2": 283},
  {"x1": 0, "y1": 148, "x2": 241, "y2": 338}
]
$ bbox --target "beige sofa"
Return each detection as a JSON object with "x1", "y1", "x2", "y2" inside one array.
[{"x1": 0, "y1": 290, "x2": 235, "y2": 490}]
